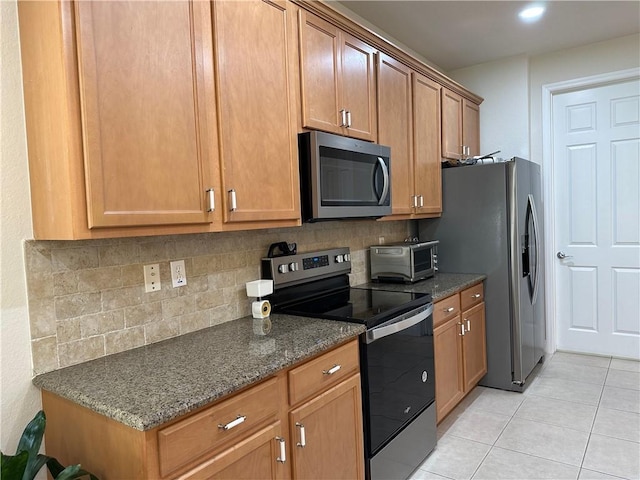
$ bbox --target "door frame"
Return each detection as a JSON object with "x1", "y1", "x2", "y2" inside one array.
[{"x1": 541, "y1": 67, "x2": 640, "y2": 355}]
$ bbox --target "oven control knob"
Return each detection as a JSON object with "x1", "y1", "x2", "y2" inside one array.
[
  {"x1": 278, "y1": 264, "x2": 289, "y2": 274},
  {"x1": 344, "y1": 253, "x2": 351, "y2": 262},
  {"x1": 288, "y1": 262, "x2": 299, "y2": 272},
  {"x1": 335, "y1": 254, "x2": 344, "y2": 263}
]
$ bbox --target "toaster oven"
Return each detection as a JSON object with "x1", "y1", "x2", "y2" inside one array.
[{"x1": 370, "y1": 240, "x2": 439, "y2": 283}]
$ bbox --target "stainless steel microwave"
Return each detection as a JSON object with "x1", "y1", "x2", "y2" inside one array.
[
  {"x1": 370, "y1": 240, "x2": 439, "y2": 283},
  {"x1": 298, "y1": 131, "x2": 392, "y2": 222}
]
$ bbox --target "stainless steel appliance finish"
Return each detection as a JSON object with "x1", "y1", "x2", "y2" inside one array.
[
  {"x1": 298, "y1": 131, "x2": 392, "y2": 221},
  {"x1": 419, "y1": 158, "x2": 545, "y2": 392},
  {"x1": 263, "y1": 248, "x2": 436, "y2": 480},
  {"x1": 370, "y1": 240, "x2": 439, "y2": 283}
]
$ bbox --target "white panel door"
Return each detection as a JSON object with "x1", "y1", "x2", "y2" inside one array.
[{"x1": 553, "y1": 79, "x2": 640, "y2": 359}]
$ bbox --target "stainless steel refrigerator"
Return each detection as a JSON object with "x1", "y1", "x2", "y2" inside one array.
[{"x1": 419, "y1": 158, "x2": 545, "y2": 392}]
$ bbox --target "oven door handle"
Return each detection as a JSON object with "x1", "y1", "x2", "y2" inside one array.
[{"x1": 365, "y1": 304, "x2": 433, "y2": 344}]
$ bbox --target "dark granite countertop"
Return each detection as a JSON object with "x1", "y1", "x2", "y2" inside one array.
[
  {"x1": 357, "y1": 272, "x2": 486, "y2": 302},
  {"x1": 33, "y1": 315, "x2": 365, "y2": 431}
]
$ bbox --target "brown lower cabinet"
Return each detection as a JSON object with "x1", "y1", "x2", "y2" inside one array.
[
  {"x1": 433, "y1": 282, "x2": 487, "y2": 423},
  {"x1": 40, "y1": 339, "x2": 364, "y2": 480}
]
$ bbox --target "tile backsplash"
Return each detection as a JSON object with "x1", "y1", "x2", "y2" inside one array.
[{"x1": 25, "y1": 220, "x2": 409, "y2": 375}]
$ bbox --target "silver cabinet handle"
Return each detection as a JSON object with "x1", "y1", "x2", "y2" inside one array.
[
  {"x1": 218, "y1": 415, "x2": 245, "y2": 431},
  {"x1": 418, "y1": 195, "x2": 424, "y2": 208},
  {"x1": 472, "y1": 293, "x2": 481, "y2": 299},
  {"x1": 206, "y1": 188, "x2": 215, "y2": 212},
  {"x1": 557, "y1": 251, "x2": 573, "y2": 259},
  {"x1": 339, "y1": 109, "x2": 347, "y2": 127},
  {"x1": 412, "y1": 195, "x2": 418, "y2": 208},
  {"x1": 445, "y1": 307, "x2": 455, "y2": 313},
  {"x1": 458, "y1": 322, "x2": 466, "y2": 336},
  {"x1": 346, "y1": 110, "x2": 352, "y2": 128},
  {"x1": 228, "y1": 189, "x2": 237, "y2": 211},
  {"x1": 276, "y1": 437, "x2": 286, "y2": 463},
  {"x1": 323, "y1": 364, "x2": 341, "y2": 375},
  {"x1": 466, "y1": 319, "x2": 471, "y2": 331},
  {"x1": 296, "y1": 422, "x2": 306, "y2": 448}
]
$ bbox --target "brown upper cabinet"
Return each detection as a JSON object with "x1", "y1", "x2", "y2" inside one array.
[
  {"x1": 377, "y1": 53, "x2": 442, "y2": 219},
  {"x1": 299, "y1": 10, "x2": 377, "y2": 142},
  {"x1": 441, "y1": 88, "x2": 481, "y2": 161},
  {"x1": 212, "y1": 0, "x2": 301, "y2": 227},
  {"x1": 18, "y1": 0, "x2": 301, "y2": 240}
]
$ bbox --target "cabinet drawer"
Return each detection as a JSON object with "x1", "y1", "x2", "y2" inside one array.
[
  {"x1": 288, "y1": 340, "x2": 359, "y2": 406},
  {"x1": 461, "y1": 283, "x2": 484, "y2": 311},
  {"x1": 433, "y1": 294, "x2": 461, "y2": 328},
  {"x1": 158, "y1": 377, "x2": 280, "y2": 477}
]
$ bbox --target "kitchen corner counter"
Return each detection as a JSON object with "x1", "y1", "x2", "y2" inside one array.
[
  {"x1": 357, "y1": 272, "x2": 486, "y2": 301},
  {"x1": 33, "y1": 315, "x2": 365, "y2": 431}
]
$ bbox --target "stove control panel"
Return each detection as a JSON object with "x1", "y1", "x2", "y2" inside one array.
[{"x1": 262, "y1": 247, "x2": 351, "y2": 288}]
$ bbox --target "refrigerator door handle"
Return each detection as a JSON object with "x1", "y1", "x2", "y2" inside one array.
[{"x1": 528, "y1": 194, "x2": 541, "y2": 305}]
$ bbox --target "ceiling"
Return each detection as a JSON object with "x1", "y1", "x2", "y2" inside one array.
[{"x1": 335, "y1": 1, "x2": 640, "y2": 72}]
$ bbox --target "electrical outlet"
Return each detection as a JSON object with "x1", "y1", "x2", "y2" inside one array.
[
  {"x1": 378, "y1": 236, "x2": 385, "y2": 245},
  {"x1": 170, "y1": 260, "x2": 187, "y2": 288},
  {"x1": 143, "y1": 264, "x2": 161, "y2": 292}
]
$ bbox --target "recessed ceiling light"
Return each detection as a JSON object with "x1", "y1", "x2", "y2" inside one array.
[{"x1": 519, "y1": 5, "x2": 546, "y2": 22}]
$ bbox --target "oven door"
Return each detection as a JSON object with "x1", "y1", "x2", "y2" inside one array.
[{"x1": 360, "y1": 303, "x2": 435, "y2": 456}]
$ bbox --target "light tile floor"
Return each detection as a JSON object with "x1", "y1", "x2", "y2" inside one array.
[{"x1": 411, "y1": 352, "x2": 640, "y2": 480}]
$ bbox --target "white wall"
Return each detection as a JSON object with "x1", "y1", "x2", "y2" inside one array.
[
  {"x1": 0, "y1": 0, "x2": 43, "y2": 454},
  {"x1": 449, "y1": 55, "x2": 531, "y2": 161}
]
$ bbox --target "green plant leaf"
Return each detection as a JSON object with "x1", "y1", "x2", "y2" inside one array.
[
  {"x1": 16, "y1": 410, "x2": 46, "y2": 480},
  {"x1": 1, "y1": 451, "x2": 29, "y2": 480},
  {"x1": 47, "y1": 460, "x2": 99, "y2": 480}
]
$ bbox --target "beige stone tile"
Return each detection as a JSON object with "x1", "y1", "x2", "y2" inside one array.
[
  {"x1": 77, "y1": 266, "x2": 122, "y2": 293},
  {"x1": 26, "y1": 272, "x2": 53, "y2": 300},
  {"x1": 145, "y1": 318, "x2": 180, "y2": 344},
  {"x1": 24, "y1": 241, "x2": 53, "y2": 274},
  {"x1": 211, "y1": 304, "x2": 238, "y2": 326},
  {"x1": 195, "y1": 290, "x2": 225, "y2": 310},
  {"x1": 102, "y1": 285, "x2": 143, "y2": 310},
  {"x1": 58, "y1": 336, "x2": 105, "y2": 368},
  {"x1": 124, "y1": 302, "x2": 162, "y2": 327},
  {"x1": 28, "y1": 298, "x2": 57, "y2": 338},
  {"x1": 53, "y1": 271, "x2": 78, "y2": 296},
  {"x1": 56, "y1": 318, "x2": 81, "y2": 343},
  {"x1": 105, "y1": 327, "x2": 145, "y2": 355},
  {"x1": 51, "y1": 246, "x2": 99, "y2": 272},
  {"x1": 190, "y1": 254, "x2": 222, "y2": 276},
  {"x1": 31, "y1": 336, "x2": 59, "y2": 374},
  {"x1": 162, "y1": 295, "x2": 195, "y2": 318},
  {"x1": 98, "y1": 244, "x2": 139, "y2": 267},
  {"x1": 235, "y1": 266, "x2": 261, "y2": 286},
  {"x1": 610, "y1": 358, "x2": 640, "y2": 373},
  {"x1": 178, "y1": 274, "x2": 208, "y2": 296},
  {"x1": 121, "y1": 264, "x2": 144, "y2": 286},
  {"x1": 138, "y1": 241, "x2": 170, "y2": 263},
  {"x1": 54, "y1": 292, "x2": 102, "y2": 320},
  {"x1": 582, "y1": 433, "x2": 640, "y2": 479},
  {"x1": 179, "y1": 311, "x2": 211, "y2": 334},
  {"x1": 207, "y1": 271, "x2": 236, "y2": 290},
  {"x1": 606, "y1": 369, "x2": 640, "y2": 390},
  {"x1": 220, "y1": 252, "x2": 247, "y2": 270},
  {"x1": 80, "y1": 310, "x2": 124, "y2": 337}
]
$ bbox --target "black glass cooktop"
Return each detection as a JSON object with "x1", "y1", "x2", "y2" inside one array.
[{"x1": 278, "y1": 286, "x2": 431, "y2": 329}]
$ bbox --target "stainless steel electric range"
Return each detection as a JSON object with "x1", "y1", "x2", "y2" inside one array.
[{"x1": 263, "y1": 247, "x2": 437, "y2": 480}]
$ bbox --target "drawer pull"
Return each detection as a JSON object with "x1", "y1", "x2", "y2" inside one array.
[
  {"x1": 296, "y1": 422, "x2": 306, "y2": 448},
  {"x1": 323, "y1": 364, "x2": 341, "y2": 375},
  {"x1": 472, "y1": 293, "x2": 481, "y2": 299},
  {"x1": 218, "y1": 415, "x2": 246, "y2": 431},
  {"x1": 276, "y1": 437, "x2": 286, "y2": 463},
  {"x1": 445, "y1": 307, "x2": 455, "y2": 313}
]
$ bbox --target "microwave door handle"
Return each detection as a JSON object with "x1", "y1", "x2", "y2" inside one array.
[{"x1": 377, "y1": 157, "x2": 390, "y2": 206}]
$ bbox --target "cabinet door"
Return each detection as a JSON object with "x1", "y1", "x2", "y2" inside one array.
[
  {"x1": 441, "y1": 88, "x2": 462, "y2": 161},
  {"x1": 463, "y1": 99, "x2": 481, "y2": 158},
  {"x1": 179, "y1": 421, "x2": 287, "y2": 480},
  {"x1": 377, "y1": 53, "x2": 413, "y2": 216},
  {"x1": 299, "y1": 10, "x2": 342, "y2": 134},
  {"x1": 341, "y1": 32, "x2": 377, "y2": 141},
  {"x1": 462, "y1": 302, "x2": 487, "y2": 392},
  {"x1": 289, "y1": 374, "x2": 365, "y2": 480},
  {"x1": 75, "y1": 1, "x2": 215, "y2": 228},
  {"x1": 434, "y1": 315, "x2": 465, "y2": 423},
  {"x1": 213, "y1": 0, "x2": 301, "y2": 224},
  {"x1": 412, "y1": 73, "x2": 442, "y2": 215}
]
